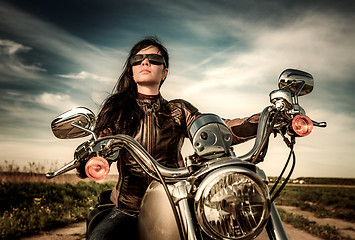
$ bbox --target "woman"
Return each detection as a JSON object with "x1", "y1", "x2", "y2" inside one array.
[{"x1": 87, "y1": 37, "x2": 259, "y2": 239}]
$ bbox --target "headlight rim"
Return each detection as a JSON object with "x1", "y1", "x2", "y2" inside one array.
[{"x1": 194, "y1": 166, "x2": 270, "y2": 240}]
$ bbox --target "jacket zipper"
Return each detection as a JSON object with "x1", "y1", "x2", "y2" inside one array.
[
  {"x1": 146, "y1": 104, "x2": 153, "y2": 154},
  {"x1": 146, "y1": 104, "x2": 153, "y2": 183}
]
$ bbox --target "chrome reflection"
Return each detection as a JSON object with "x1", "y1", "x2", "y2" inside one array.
[{"x1": 194, "y1": 167, "x2": 270, "y2": 239}]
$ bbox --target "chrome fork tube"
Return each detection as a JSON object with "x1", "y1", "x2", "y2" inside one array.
[
  {"x1": 266, "y1": 202, "x2": 289, "y2": 240},
  {"x1": 173, "y1": 181, "x2": 197, "y2": 240}
]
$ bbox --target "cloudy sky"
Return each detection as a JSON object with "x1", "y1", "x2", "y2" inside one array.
[{"x1": 1, "y1": 0, "x2": 354, "y2": 178}]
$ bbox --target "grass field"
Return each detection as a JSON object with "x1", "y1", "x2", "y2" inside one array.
[
  {"x1": 0, "y1": 181, "x2": 115, "y2": 239},
  {"x1": 274, "y1": 185, "x2": 355, "y2": 223}
]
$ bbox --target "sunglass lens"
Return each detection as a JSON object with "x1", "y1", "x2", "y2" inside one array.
[
  {"x1": 130, "y1": 54, "x2": 165, "y2": 66},
  {"x1": 130, "y1": 55, "x2": 144, "y2": 66},
  {"x1": 148, "y1": 55, "x2": 164, "y2": 65}
]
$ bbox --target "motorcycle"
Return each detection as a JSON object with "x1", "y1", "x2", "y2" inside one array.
[{"x1": 46, "y1": 69, "x2": 326, "y2": 240}]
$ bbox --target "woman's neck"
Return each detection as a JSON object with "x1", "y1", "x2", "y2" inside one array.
[{"x1": 137, "y1": 85, "x2": 159, "y2": 95}]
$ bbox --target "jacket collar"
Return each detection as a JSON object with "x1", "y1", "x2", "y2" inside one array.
[{"x1": 136, "y1": 94, "x2": 166, "y2": 112}]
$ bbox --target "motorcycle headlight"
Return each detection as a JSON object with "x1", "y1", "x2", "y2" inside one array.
[{"x1": 194, "y1": 167, "x2": 270, "y2": 240}]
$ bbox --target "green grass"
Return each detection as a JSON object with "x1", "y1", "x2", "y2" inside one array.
[
  {"x1": 273, "y1": 185, "x2": 355, "y2": 222},
  {"x1": 0, "y1": 181, "x2": 115, "y2": 239},
  {"x1": 295, "y1": 177, "x2": 355, "y2": 186}
]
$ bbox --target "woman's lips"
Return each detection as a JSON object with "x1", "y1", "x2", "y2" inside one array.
[{"x1": 140, "y1": 69, "x2": 151, "y2": 73}]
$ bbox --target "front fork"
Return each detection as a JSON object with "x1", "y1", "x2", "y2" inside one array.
[
  {"x1": 266, "y1": 202, "x2": 289, "y2": 240},
  {"x1": 172, "y1": 181, "x2": 198, "y2": 240}
]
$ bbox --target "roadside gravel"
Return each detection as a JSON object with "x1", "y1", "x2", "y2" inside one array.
[{"x1": 278, "y1": 205, "x2": 355, "y2": 239}]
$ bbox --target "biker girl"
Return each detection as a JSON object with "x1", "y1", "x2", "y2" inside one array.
[{"x1": 86, "y1": 37, "x2": 260, "y2": 240}]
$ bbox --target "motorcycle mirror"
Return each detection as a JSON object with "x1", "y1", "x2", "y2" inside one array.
[
  {"x1": 51, "y1": 107, "x2": 96, "y2": 139},
  {"x1": 278, "y1": 69, "x2": 314, "y2": 96}
]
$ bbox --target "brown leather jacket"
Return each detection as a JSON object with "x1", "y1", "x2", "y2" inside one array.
[{"x1": 107, "y1": 95, "x2": 259, "y2": 212}]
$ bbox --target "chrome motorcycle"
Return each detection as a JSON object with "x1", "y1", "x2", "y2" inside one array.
[{"x1": 47, "y1": 69, "x2": 326, "y2": 240}]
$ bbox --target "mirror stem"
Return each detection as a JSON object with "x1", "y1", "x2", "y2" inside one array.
[
  {"x1": 292, "y1": 81, "x2": 305, "y2": 106},
  {"x1": 295, "y1": 81, "x2": 305, "y2": 97},
  {"x1": 71, "y1": 122, "x2": 98, "y2": 141}
]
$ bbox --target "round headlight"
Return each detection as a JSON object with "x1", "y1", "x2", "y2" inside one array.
[{"x1": 195, "y1": 167, "x2": 270, "y2": 239}]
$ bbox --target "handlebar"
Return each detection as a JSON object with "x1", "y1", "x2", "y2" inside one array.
[
  {"x1": 238, "y1": 105, "x2": 327, "y2": 163},
  {"x1": 47, "y1": 103, "x2": 327, "y2": 180},
  {"x1": 99, "y1": 135, "x2": 190, "y2": 181},
  {"x1": 238, "y1": 106, "x2": 273, "y2": 162},
  {"x1": 46, "y1": 134, "x2": 190, "y2": 181}
]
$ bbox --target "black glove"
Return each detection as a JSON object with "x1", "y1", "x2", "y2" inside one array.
[{"x1": 76, "y1": 161, "x2": 88, "y2": 179}]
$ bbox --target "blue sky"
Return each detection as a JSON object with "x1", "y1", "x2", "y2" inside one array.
[{"x1": 1, "y1": 0, "x2": 354, "y2": 178}]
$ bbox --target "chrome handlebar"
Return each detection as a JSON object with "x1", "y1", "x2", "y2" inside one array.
[
  {"x1": 101, "y1": 134, "x2": 190, "y2": 181},
  {"x1": 46, "y1": 134, "x2": 190, "y2": 181},
  {"x1": 46, "y1": 94, "x2": 327, "y2": 180}
]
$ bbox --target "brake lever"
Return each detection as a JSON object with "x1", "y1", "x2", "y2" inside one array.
[
  {"x1": 46, "y1": 140, "x2": 94, "y2": 179},
  {"x1": 46, "y1": 159, "x2": 80, "y2": 179},
  {"x1": 312, "y1": 120, "x2": 327, "y2": 128}
]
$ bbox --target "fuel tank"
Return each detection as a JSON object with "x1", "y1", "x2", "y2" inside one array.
[{"x1": 138, "y1": 181, "x2": 180, "y2": 240}]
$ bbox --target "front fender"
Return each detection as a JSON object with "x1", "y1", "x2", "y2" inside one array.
[{"x1": 138, "y1": 181, "x2": 180, "y2": 240}]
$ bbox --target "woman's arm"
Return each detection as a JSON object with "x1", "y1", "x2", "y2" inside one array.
[{"x1": 224, "y1": 113, "x2": 260, "y2": 145}]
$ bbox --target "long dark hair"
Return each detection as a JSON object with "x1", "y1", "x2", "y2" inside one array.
[{"x1": 94, "y1": 37, "x2": 169, "y2": 136}]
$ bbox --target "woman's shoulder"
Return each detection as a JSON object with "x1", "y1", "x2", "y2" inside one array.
[
  {"x1": 167, "y1": 98, "x2": 191, "y2": 105},
  {"x1": 165, "y1": 98, "x2": 193, "y2": 108},
  {"x1": 164, "y1": 98, "x2": 199, "y2": 115}
]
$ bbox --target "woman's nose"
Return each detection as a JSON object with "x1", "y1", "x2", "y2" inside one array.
[{"x1": 141, "y1": 57, "x2": 151, "y2": 66}]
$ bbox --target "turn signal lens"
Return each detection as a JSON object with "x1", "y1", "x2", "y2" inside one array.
[
  {"x1": 85, "y1": 156, "x2": 110, "y2": 181},
  {"x1": 292, "y1": 115, "x2": 313, "y2": 137}
]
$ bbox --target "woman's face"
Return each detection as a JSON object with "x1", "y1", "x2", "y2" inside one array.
[{"x1": 132, "y1": 46, "x2": 168, "y2": 94}]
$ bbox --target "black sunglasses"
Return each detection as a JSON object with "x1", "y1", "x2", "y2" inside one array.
[{"x1": 130, "y1": 54, "x2": 166, "y2": 67}]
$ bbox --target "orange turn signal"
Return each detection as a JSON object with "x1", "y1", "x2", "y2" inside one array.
[
  {"x1": 292, "y1": 115, "x2": 313, "y2": 137},
  {"x1": 85, "y1": 156, "x2": 110, "y2": 181}
]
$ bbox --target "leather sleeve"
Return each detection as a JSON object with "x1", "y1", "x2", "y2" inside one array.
[
  {"x1": 224, "y1": 113, "x2": 260, "y2": 145},
  {"x1": 182, "y1": 100, "x2": 200, "y2": 129},
  {"x1": 170, "y1": 99, "x2": 200, "y2": 130}
]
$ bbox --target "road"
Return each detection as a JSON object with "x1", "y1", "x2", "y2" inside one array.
[
  {"x1": 19, "y1": 204, "x2": 355, "y2": 240},
  {"x1": 20, "y1": 220, "x2": 322, "y2": 240}
]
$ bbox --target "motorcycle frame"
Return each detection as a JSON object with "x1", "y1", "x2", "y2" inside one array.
[
  {"x1": 48, "y1": 106, "x2": 291, "y2": 240},
  {"x1": 47, "y1": 68, "x2": 328, "y2": 240}
]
